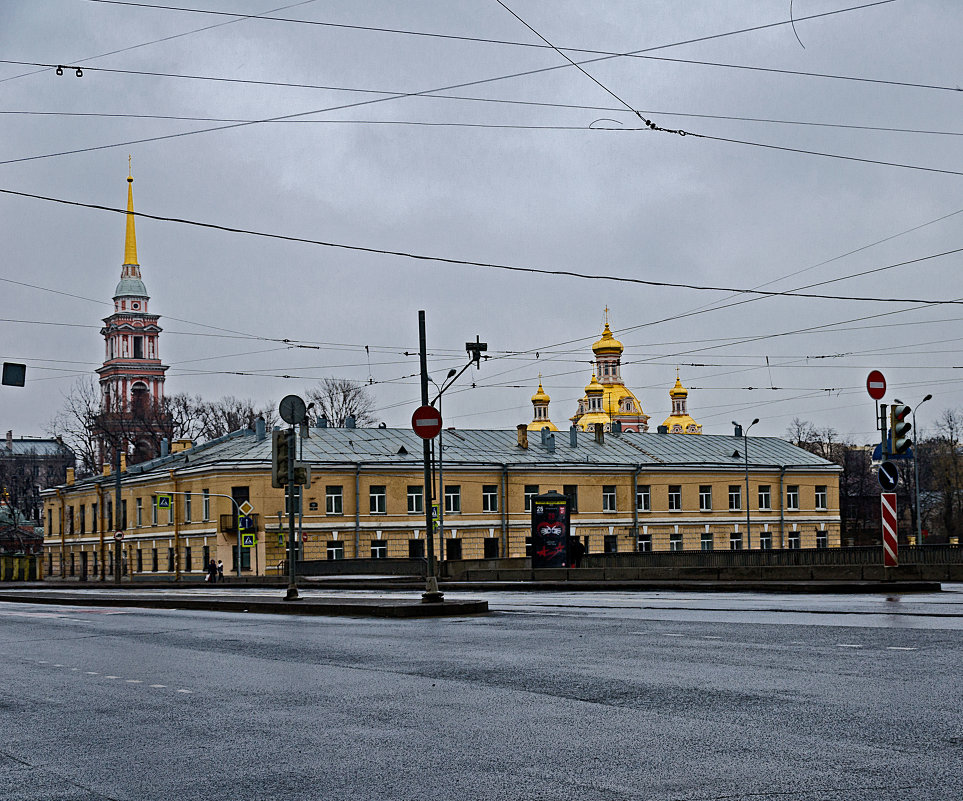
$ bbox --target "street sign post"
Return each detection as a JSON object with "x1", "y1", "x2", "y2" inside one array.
[
  {"x1": 411, "y1": 404, "x2": 443, "y2": 440},
  {"x1": 866, "y1": 370, "x2": 886, "y2": 400},
  {"x1": 881, "y1": 493, "x2": 898, "y2": 567},
  {"x1": 878, "y1": 461, "x2": 899, "y2": 492}
]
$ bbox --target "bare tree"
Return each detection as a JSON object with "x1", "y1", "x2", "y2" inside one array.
[
  {"x1": 48, "y1": 377, "x2": 102, "y2": 476},
  {"x1": 305, "y1": 378, "x2": 376, "y2": 427},
  {"x1": 197, "y1": 396, "x2": 276, "y2": 441},
  {"x1": 929, "y1": 408, "x2": 962, "y2": 542},
  {"x1": 164, "y1": 393, "x2": 206, "y2": 441}
]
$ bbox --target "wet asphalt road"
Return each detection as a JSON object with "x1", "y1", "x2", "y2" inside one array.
[{"x1": 1, "y1": 586, "x2": 961, "y2": 801}]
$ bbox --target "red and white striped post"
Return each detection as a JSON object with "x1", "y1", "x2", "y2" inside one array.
[{"x1": 881, "y1": 492, "x2": 898, "y2": 567}]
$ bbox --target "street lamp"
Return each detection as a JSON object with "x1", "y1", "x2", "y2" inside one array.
[
  {"x1": 430, "y1": 368, "x2": 458, "y2": 561},
  {"x1": 895, "y1": 394, "x2": 932, "y2": 546},
  {"x1": 733, "y1": 418, "x2": 759, "y2": 550}
]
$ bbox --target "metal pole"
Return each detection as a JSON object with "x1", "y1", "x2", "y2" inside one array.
[
  {"x1": 419, "y1": 311, "x2": 443, "y2": 602},
  {"x1": 912, "y1": 394, "x2": 932, "y2": 546},
  {"x1": 437, "y1": 392, "x2": 445, "y2": 561},
  {"x1": 113, "y1": 441, "x2": 122, "y2": 584},
  {"x1": 285, "y1": 427, "x2": 298, "y2": 600},
  {"x1": 744, "y1": 435, "x2": 751, "y2": 550}
]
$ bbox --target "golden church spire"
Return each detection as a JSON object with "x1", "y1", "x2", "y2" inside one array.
[{"x1": 124, "y1": 158, "x2": 138, "y2": 266}]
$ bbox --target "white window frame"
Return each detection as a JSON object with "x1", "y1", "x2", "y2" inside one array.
[
  {"x1": 668, "y1": 485, "x2": 682, "y2": 511},
  {"x1": 815, "y1": 485, "x2": 828, "y2": 510},
  {"x1": 407, "y1": 485, "x2": 423, "y2": 515},
  {"x1": 369, "y1": 485, "x2": 386, "y2": 515},
  {"x1": 202, "y1": 489, "x2": 210, "y2": 521},
  {"x1": 728, "y1": 485, "x2": 741, "y2": 511},
  {"x1": 669, "y1": 532, "x2": 683, "y2": 551},
  {"x1": 637, "y1": 534, "x2": 652, "y2": 552},
  {"x1": 136, "y1": 497, "x2": 143, "y2": 527},
  {"x1": 444, "y1": 485, "x2": 461, "y2": 514},
  {"x1": 636, "y1": 485, "x2": 650, "y2": 512},
  {"x1": 371, "y1": 540, "x2": 387, "y2": 559},
  {"x1": 524, "y1": 485, "x2": 539, "y2": 512},
  {"x1": 184, "y1": 492, "x2": 192, "y2": 523},
  {"x1": 729, "y1": 532, "x2": 743, "y2": 550},
  {"x1": 699, "y1": 485, "x2": 712, "y2": 512},
  {"x1": 602, "y1": 485, "x2": 617, "y2": 513},
  {"x1": 326, "y1": 486, "x2": 343, "y2": 515},
  {"x1": 701, "y1": 532, "x2": 714, "y2": 551},
  {"x1": 758, "y1": 485, "x2": 771, "y2": 511},
  {"x1": 787, "y1": 485, "x2": 800, "y2": 511},
  {"x1": 759, "y1": 531, "x2": 772, "y2": 550},
  {"x1": 482, "y1": 485, "x2": 498, "y2": 513}
]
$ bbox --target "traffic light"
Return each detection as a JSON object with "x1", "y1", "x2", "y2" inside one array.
[
  {"x1": 891, "y1": 404, "x2": 912, "y2": 455},
  {"x1": 271, "y1": 429, "x2": 290, "y2": 488}
]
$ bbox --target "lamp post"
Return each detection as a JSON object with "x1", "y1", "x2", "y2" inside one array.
[
  {"x1": 895, "y1": 394, "x2": 932, "y2": 546},
  {"x1": 430, "y1": 369, "x2": 458, "y2": 561},
  {"x1": 733, "y1": 418, "x2": 759, "y2": 549}
]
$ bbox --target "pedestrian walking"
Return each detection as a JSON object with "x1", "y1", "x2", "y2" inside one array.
[
  {"x1": 216, "y1": 559, "x2": 224, "y2": 582},
  {"x1": 207, "y1": 559, "x2": 217, "y2": 583},
  {"x1": 569, "y1": 536, "x2": 585, "y2": 568}
]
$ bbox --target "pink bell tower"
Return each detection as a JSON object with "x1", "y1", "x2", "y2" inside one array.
[{"x1": 94, "y1": 167, "x2": 170, "y2": 466}]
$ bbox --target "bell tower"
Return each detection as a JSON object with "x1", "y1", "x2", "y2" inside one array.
[{"x1": 94, "y1": 167, "x2": 170, "y2": 466}]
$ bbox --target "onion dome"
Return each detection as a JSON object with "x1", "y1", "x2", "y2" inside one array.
[
  {"x1": 584, "y1": 373, "x2": 603, "y2": 395},
  {"x1": 670, "y1": 375, "x2": 688, "y2": 399},
  {"x1": 592, "y1": 323, "x2": 623, "y2": 356},
  {"x1": 531, "y1": 379, "x2": 551, "y2": 404}
]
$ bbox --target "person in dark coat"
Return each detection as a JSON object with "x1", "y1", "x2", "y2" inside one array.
[
  {"x1": 207, "y1": 559, "x2": 218, "y2": 583},
  {"x1": 569, "y1": 536, "x2": 585, "y2": 568}
]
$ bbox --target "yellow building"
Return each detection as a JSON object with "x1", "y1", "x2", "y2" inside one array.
[{"x1": 42, "y1": 422, "x2": 842, "y2": 578}]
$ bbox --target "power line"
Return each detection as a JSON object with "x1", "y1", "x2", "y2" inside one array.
[{"x1": 4, "y1": 186, "x2": 962, "y2": 305}]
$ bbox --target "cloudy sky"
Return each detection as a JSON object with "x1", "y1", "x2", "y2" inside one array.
[{"x1": 1, "y1": 0, "x2": 960, "y2": 444}]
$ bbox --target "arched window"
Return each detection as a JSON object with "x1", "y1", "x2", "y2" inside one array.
[{"x1": 131, "y1": 382, "x2": 149, "y2": 417}]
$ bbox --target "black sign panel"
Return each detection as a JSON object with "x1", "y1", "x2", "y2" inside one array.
[
  {"x1": 531, "y1": 491, "x2": 570, "y2": 569},
  {"x1": 878, "y1": 460, "x2": 900, "y2": 492}
]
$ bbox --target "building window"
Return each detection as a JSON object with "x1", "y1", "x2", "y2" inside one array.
[
  {"x1": 184, "y1": 546, "x2": 192, "y2": 571},
  {"x1": 326, "y1": 486, "x2": 343, "y2": 515},
  {"x1": 151, "y1": 496, "x2": 158, "y2": 525},
  {"x1": 729, "y1": 532, "x2": 743, "y2": 550},
  {"x1": 369, "y1": 485, "x2": 387, "y2": 515},
  {"x1": 203, "y1": 545, "x2": 210, "y2": 568},
  {"x1": 371, "y1": 540, "x2": 387, "y2": 559},
  {"x1": 701, "y1": 531, "x2": 714, "y2": 551},
  {"x1": 636, "y1": 485, "x2": 650, "y2": 512},
  {"x1": 482, "y1": 485, "x2": 498, "y2": 513},
  {"x1": 563, "y1": 484, "x2": 578, "y2": 513},
  {"x1": 67, "y1": 507, "x2": 74, "y2": 535},
  {"x1": 106, "y1": 499, "x2": 113, "y2": 530},
  {"x1": 602, "y1": 485, "x2": 617, "y2": 513},
  {"x1": 444, "y1": 485, "x2": 461, "y2": 514},
  {"x1": 815, "y1": 485, "x2": 828, "y2": 510},
  {"x1": 184, "y1": 492, "x2": 192, "y2": 522},
  {"x1": 202, "y1": 489, "x2": 210, "y2": 521},
  {"x1": 787, "y1": 485, "x2": 799, "y2": 511},
  {"x1": 604, "y1": 534, "x2": 618, "y2": 553},
  {"x1": 669, "y1": 532, "x2": 683, "y2": 551},
  {"x1": 136, "y1": 549, "x2": 143, "y2": 572},
  {"x1": 136, "y1": 498, "x2": 143, "y2": 527},
  {"x1": 668, "y1": 486, "x2": 682, "y2": 511},
  {"x1": 759, "y1": 531, "x2": 772, "y2": 550},
  {"x1": 91, "y1": 503, "x2": 97, "y2": 533},
  {"x1": 407, "y1": 485, "x2": 423, "y2": 514},
  {"x1": 728, "y1": 485, "x2": 741, "y2": 511},
  {"x1": 447, "y1": 539, "x2": 462, "y2": 560},
  {"x1": 524, "y1": 485, "x2": 539, "y2": 512},
  {"x1": 525, "y1": 537, "x2": 532, "y2": 557},
  {"x1": 167, "y1": 548, "x2": 174, "y2": 572},
  {"x1": 816, "y1": 530, "x2": 828, "y2": 549},
  {"x1": 637, "y1": 534, "x2": 652, "y2": 552},
  {"x1": 79, "y1": 505, "x2": 86, "y2": 534},
  {"x1": 758, "y1": 485, "x2": 771, "y2": 511},
  {"x1": 151, "y1": 548, "x2": 158, "y2": 572},
  {"x1": 788, "y1": 531, "x2": 801, "y2": 549},
  {"x1": 166, "y1": 499, "x2": 173, "y2": 525},
  {"x1": 484, "y1": 538, "x2": 499, "y2": 559},
  {"x1": 699, "y1": 486, "x2": 712, "y2": 511},
  {"x1": 408, "y1": 539, "x2": 425, "y2": 558},
  {"x1": 326, "y1": 541, "x2": 344, "y2": 560}
]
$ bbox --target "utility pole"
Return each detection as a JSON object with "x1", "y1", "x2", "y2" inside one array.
[
  {"x1": 113, "y1": 440, "x2": 122, "y2": 585},
  {"x1": 419, "y1": 311, "x2": 443, "y2": 602}
]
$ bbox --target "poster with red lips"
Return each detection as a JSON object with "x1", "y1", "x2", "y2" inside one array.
[{"x1": 531, "y1": 491, "x2": 570, "y2": 569}]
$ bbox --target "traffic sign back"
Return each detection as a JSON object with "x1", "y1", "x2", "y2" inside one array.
[{"x1": 411, "y1": 405, "x2": 442, "y2": 439}]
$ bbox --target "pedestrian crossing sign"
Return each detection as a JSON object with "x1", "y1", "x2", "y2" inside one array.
[
  {"x1": 242, "y1": 533, "x2": 256, "y2": 548},
  {"x1": 156, "y1": 494, "x2": 172, "y2": 509}
]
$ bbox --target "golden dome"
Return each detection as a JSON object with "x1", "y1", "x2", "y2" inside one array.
[
  {"x1": 584, "y1": 373, "x2": 603, "y2": 394},
  {"x1": 528, "y1": 420, "x2": 559, "y2": 432},
  {"x1": 670, "y1": 375, "x2": 688, "y2": 399},
  {"x1": 592, "y1": 322, "x2": 623, "y2": 356},
  {"x1": 531, "y1": 378, "x2": 550, "y2": 404}
]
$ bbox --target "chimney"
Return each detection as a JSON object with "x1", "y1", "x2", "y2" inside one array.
[
  {"x1": 540, "y1": 427, "x2": 549, "y2": 446},
  {"x1": 516, "y1": 424, "x2": 529, "y2": 449},
  {"x1": 66, "y1": 468, "x2": 75, "y2": 485},
  {"x1": 569, "y1": 425, "x2": 578, "y2": 448},
  {"x1": 5, "y1": 430, "x2": 12, "y2": 451},
  {"x1": 316, "y1": 415, "x2": 328, "y2": 429},
  {"x1": 103, "y1": 464, "x2": 111, "y2": 477},
  {"x1": 733, "y1": 424, "x2": 743, "y2": 438},
  {"x1": 171, "y1": 439, "x2": 194, "y2": 453},
  {"x1": 345, "y1": 415, "x2": 356, "y2": 429},
  {"x1": 256, "y1": 416, "x2": 267, "y2": 441},
  {"x1": 594, "y1": 422, "x2": 604, "y2": 445},
  {"x1": 657, "y1": 425, "x2": 668, "y2": 434},
  {"x1": 120, "y1": 453, "x2": 127, "y2": 472},
  {"x1": 160, "y1": 438, "x2": 170, "y2": 457},
  {"x1": 612, "y1": 420, "x2": 622, "y2": 435},
  {"x1": 545, "y1": 433, "x2": 556, "y2": 453}
]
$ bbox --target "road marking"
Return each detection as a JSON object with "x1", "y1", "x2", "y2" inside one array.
[
  {"x1": 85, "y1": 672, "x2": 99, "y2": 675},
  {"x1": 105, "y1": 675, "x2": 120, "y2": 679},
  {"x1": 69, "y1": 667, "x2": 80, "y2": 671},
  {"x1": 887, "y1": 646, "x2": 917, "y2": 651},
  {"x1": 37, "y1": 661, "x2": 48, "y2": 664},
  {"x1": 703, "y1": 636, "x2": 722, "y2": 640},
  {"x1": 837, "y1": 644, "x2": 863, "y2": 648},
  {"x1": 662, "y1": 633, "x2": 684, "y2": 637},
  {"x1": 125, "y1": 680, "x2": 142, "y2": 684},
  {"x1": 149, "y1": 684, "x2": 166, "y2": 688},
  {"x1": 53, "y1": 664, "x2": 63, "y2": 667},
  {"x1": 176, "y1": 689, "x2": 192, "y2": 694}
]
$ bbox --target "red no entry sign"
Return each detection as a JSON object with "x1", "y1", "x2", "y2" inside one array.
[
  {"x1": 411, "y1": 404, "x2": 442, "y2": 439},
  {"x1": 866, "y1": 370, "x2": 886, "y2": 400}
]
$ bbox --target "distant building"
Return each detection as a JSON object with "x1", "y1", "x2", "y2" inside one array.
[
  {"x1": 94, "y1": 171, "x2": 172, "y2": 468},
  {"x1": 527, "y1": 378, "x2": 559, "y2": 433},
  {"x1": 660, "y1": 373, "x2": 703, "y2": 434},
  {"x1": 1, "y1": 430, "x2": 75, "y2": 524}
]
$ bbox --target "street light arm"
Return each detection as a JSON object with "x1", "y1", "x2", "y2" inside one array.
[{"x1": 430, "y1": 360, "x2": 473, "y2": 406}]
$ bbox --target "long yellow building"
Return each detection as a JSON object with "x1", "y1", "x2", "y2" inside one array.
[{"x1": 42, "y1": 422, "x2": 841, "y2": 579}]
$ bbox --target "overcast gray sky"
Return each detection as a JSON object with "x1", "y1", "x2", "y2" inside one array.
[{"x1": 1, "y1": 0, "x2": 960, "y2": 444}]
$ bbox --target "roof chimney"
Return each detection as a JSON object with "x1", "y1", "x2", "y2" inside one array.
[
  {"x1": 657, "y1": 425, "x2": 668, "y2": 434},
  {"x1": 516, "y1": 424, "x2": 529, "y2": 449},
  {"x1": 255, "y1": 416, "x2": 266, "y2": 441},
  {"x1": 66, "y1": 467, "x2": 75, "y2": 485},
  {"x1": 316, "y1": 415, "x2": 327, "y2": 429},
  {"x1": 5, "y1": 430, "x2": 11, "y2": 451},
  {"x1": 545, "y1": 432, "x2": 556, "y2": 453},
  {"x1": 569, "y1": 425, "x2": 578, "y2": 448},
  {"x1": 160, "y1": 438, "x2": 169, "y2": 457},
  {"x1": 594, "y1": 422, "x2": 604, "y2": 445},
  {"x1": 612, "y1": 420, "x2": 622, "y2": 435},
  {"x1": 345, "y1": 415, "x2": 356, "y2": 429},
  {"x1": 540, "y1": 427, "x2": 549, "y2": 446},
  {"x1": 733, "y1": 424, "x2": 743, "y2": 438}
]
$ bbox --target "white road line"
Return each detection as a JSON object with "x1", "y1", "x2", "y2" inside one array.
[
  {"x1": 37, "y1": 661, "x2": 48, "y2": 664},
  {"x1": 176, "y1": 689, "x2": 192, "y2": 694},
  {"x1": 105, "y1": 675, "x2": 120, "y2": 679},
  {"x1": 703, "y1": 636, "x2": 722, "y2": 640},
  {"x1": 125, "y1": 680, "x2": 142, "y2": 684},
  {"x1": 149, "y1": 684, "x2": 166, "y2": 688},
  {"x1": 53, "y1": 664, "x2": 63, "y2": 667},
  {"x1": 837, "y1": 644, "x2": 863, "y2": 648},
  {"x1": 887, "y1": 646, "x2": 918, "y2": 651},
  {"x1": 85, "y1": 672, "x2": 99, "y2": 675},
  {"x1": 662, "y1": 633, "x2": 684, "y2": 637},
  {"x1": 69, "y1": 667, "x2": 80, "y2": 671}
]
